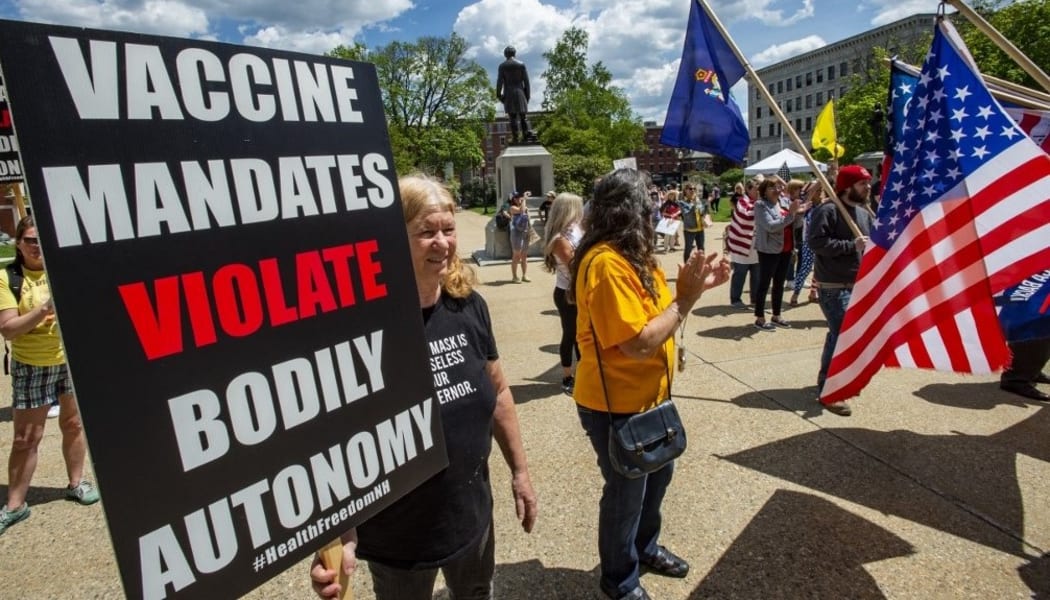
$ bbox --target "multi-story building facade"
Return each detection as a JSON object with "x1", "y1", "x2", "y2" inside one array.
[{"x1": 747, "y1": 13, "x2": 935, "y2": 165}]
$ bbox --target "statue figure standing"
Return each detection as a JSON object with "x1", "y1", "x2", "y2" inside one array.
[{"x1": 496, "y1": 46, "x2": 531, "y2": 144}]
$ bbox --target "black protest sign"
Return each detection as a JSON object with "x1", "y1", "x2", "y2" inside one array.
[
  {"x1": 0, "y1": 73, "x2": 23, "y2": 182},
  {"x1": 0, "y1": 20, "x2": 448, "y2": 600}
]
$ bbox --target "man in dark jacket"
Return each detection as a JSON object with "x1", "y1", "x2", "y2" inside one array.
[
  {"x1": 496, "y1": 46, "x2": 531, "y2": 144},
  {"x1": 807, "y1": 165, "x2": 874, "y2": 416}
]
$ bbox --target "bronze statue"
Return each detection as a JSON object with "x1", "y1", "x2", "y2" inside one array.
[{"x1": 496, "y1": 46, "x2": 531, "y2": 144}]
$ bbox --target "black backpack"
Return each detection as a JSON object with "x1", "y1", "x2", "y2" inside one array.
[{"x1": 3, "y1": 263, "x2": 25, "y2": 375}]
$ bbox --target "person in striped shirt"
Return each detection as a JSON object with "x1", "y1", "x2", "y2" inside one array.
[{"x1": 724, "y1": 177, "x2": 760, "y2": 310}]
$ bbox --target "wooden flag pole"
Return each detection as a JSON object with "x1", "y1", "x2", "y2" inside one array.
[
  {"x1": 319, "y1": 539, "x2": 353, "y2": 600},
  {"x1": 945, "y1": 0, "x2": 1050, "y2": 93},
  {"x1": 694, "y1": 0, "x2": 862, "y2": 238},
  {"x1": 885, "y1": 57, "x2": 1050, "y2": 111}
]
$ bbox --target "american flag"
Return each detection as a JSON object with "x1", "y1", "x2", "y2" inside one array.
[
  {"x1": 776, "y1": 161, "x2": 792, "y2": 181},
  {"x1": 820, "y1": 20, "x2": 1050, "y2": 404}
]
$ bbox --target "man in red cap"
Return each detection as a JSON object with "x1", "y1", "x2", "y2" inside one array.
[{"x1": 806, "y1": 164, "x2": 875, "y2": 416}]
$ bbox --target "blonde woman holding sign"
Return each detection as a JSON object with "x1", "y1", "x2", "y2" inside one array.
[{"x1": 310, "y1": 175, "x2": 538, "y2": 600}]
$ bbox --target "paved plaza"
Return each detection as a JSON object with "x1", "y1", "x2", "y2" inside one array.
[{"x1": 0, "y1": 209, "x2": 1047, "y2": 599}]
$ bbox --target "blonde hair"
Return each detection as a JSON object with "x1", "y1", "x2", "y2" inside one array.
[
  {"x1": 398, "y1": 174, "x2": 476, "y2": 298},
  {"x1": 664, "y1": 190, "x2": 679, "y2": 202},
  {"x1": 543, "y1": 193, "x2": 583, "y2": 272},
  {"x1": 786, "y1": 179, "x2": 806, "y2": 198}
]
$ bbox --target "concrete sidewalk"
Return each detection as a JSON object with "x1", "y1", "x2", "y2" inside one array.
[{"x1": 1, "y1": 207, "x2": 1046, "y2": 599}]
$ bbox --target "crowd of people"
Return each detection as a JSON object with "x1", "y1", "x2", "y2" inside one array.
[{"x1": 2, "y1": 166, "x2": 1046, "y2": 600}]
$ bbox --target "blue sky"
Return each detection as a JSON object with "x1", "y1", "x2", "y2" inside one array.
[{"x1": 0, "y1": 0, "x2": 966, "y2": 123}]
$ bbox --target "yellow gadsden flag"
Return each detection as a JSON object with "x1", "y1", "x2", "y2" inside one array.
[{"x1": 812, "y1": 100, "x2": 844, "y2": 158}]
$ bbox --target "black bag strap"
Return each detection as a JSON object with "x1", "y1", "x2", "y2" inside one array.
[
  {"x1": 3, "y1": 263, "x2": 23, "y2": 376},
  {"x1": 582, "y1": 252, "x2": 672, "y2": 425}
]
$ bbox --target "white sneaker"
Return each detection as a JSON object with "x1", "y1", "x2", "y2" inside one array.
[{"x1": 46, "y1": 404, "x2": 60, "y2": 419}]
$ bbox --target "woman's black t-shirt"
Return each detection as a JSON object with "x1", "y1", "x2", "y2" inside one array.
[{"x1": 355, "y1": 291, "x2": 499, "y2": 569}]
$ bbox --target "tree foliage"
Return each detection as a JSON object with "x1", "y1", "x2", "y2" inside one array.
[
  {"x1": 537, "y1": 27, "x2": 645, "y2": 193},
  {"x1": 328, "y1": 34, "x2": 493, "y2": 175},
  {"x1": 957, "y1": 0, "x2": 1050, "y2": 89}
]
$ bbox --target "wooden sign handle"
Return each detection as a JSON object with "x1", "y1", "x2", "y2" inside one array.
[{"x1": 318, "y1": 538, "x2": 353, "y2": 600}]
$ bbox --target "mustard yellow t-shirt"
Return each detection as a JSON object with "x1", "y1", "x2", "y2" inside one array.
[
  {"x1": 0, "y1": 265, "x2": 64, "y2": 366},
  {"x1": 574, "y1": 244, "x2": 674, "y2": 414}
]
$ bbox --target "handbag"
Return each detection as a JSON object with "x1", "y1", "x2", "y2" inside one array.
[{"x1": 585, "y1": 256, "x2": 687, "y2": 479}]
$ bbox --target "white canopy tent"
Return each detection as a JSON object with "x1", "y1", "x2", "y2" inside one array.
[{"x1": 744, "y1": 148, "x2": 827, "y2": 175}]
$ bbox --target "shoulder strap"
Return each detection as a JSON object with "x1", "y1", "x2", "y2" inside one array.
[
  {"x1": 5, "y1": 263, "x2": 23, "y2": 302},
  {"x1": 583, "y1": 252, "x2": 672, "y2": 420}
]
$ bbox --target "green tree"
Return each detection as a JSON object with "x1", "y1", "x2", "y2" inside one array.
[
  {"x1": 328, "y1": 34, "x2": 493, "y2": 175},
  {"x1": 957, "y1": 0, "x2": 1050, "y2": 89},
  {"x1": 537, "y1": 27, "x2": 645, "y2": 193}
]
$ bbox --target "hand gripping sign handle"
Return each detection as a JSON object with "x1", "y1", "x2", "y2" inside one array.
[{"x1": 319, "y1": 538, "x2": 353, "y2": 600}]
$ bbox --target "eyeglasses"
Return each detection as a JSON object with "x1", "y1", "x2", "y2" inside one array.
[{"x1": 20, "y1": 236, "x2": 39, "y2": 246}]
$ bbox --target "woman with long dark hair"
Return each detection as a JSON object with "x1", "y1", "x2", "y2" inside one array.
[{"x1": 570, "y1": 169, "x2": 729, "y2": 600}]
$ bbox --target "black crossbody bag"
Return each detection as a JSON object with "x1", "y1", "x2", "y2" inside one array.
[{"x1": 585, "y1": 256, "x2": 687, "y2": 479}]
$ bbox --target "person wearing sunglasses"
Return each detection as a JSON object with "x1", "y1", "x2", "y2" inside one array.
[{"x1": 0, "y1": 215, "x2": 99, "y2": 535}]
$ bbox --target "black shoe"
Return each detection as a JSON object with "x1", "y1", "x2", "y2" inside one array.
[
  {"x1": 1035, "y1": 373, "x2": 1050, "y2": 385},
  {"x1": 561, "y1": 376, "x2": 575, "y2": 396},
  {"x1": 601, "y1": 585, "x2": 651, "y2": 600},
  {"x1": 1000, "y1": 381, "x2": 1050, "y2": 401},
  {"x1": 640, "y1": 545, "x2": 689, "y2": 578}
]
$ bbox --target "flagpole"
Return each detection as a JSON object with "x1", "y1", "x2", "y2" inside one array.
[
  {"x1": 945, "y1": 0, "x2": 1050, "y2": 93},
  {"x1": 884, "y1": 57, "x2": 1050, "y2": 109},
  {"x1": 695, "y1": 0, "x2": 862, "y2": 238}
]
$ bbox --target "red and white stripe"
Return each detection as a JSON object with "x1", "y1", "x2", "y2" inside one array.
[
  {"x1": 1005, "y1": 107, "x2": 1050, "y2": 154},
  {"x1": 725, "y1": 196, "x2": 754, "y2": 259},
  {"x1": 821, "y1": 140, "x2": 1050, "y2": 403}
]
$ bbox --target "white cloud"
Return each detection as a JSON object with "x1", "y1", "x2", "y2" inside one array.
[
  {"x1": 708, "y1": 0, "x2": 815, "y2": 26},
  {"x1": 15, "y1": 0, "x2": 209, "y2": 37},
  {"x1": 11, "y1": 0, "x2": 415, "y2": 53},
  {"x1": 751, "y1": 35, "x2": 827, "y2": 68},
  {"x1": 863, "y1": 0, "x2": 937, "y2": 26}
]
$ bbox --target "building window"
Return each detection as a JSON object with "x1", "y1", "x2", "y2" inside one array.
[
  {"x1": 827, "y1": 89, "x2": 835, "y2": 100},
  {"x1": 777, "y1": 80, "x2": 783, "y2": 94},
  {"x1": 787, "y1": 78, "x2": 793, "y2": 92},
  {"x1": 777, "y1": 123, "x2": 782, "y2": 136},
  {"x1": 805, "y1": 94, "x2": 812, "y2": 109},
  {"x1": 756, "y1": 127, "x2": 761, "y2": 139},
  {"x1": 839, "y1": 62, "x2": 847, "y2": 77},
  {"x1": 805, "y1": 116, "x2": 812, "y2": 131},
  {"x1": 840, "y1": 86, "x2": 846, "y2": 98},
  {"x1": 828, "y1": 65, "x2": 835, "y2": 81},
  {"x1": 786, "y1": 99, "x2": 792, "y2": 113},
  {"x1": 795, "y1": 75, "x2": 802, "y2": 88},
  {"x1": 499, "y1": 135, "x2": 506, "y2": 145},
  {"x1": 756, "y1": 150, "x2": 762, "y2": 160},
  {"x1": 817, "y1": 91, "x2": 824, "y2": 105},
  {"x1": 768, "y1": 124, "x2": 774, "y2": 137},
  {"x1": 816, "y1": 69, "x2": 823, "y2": 83},
  {"x1": 853, "y1": 59, "x2": 862, "y2": 74},
  {"x1": 756, "y1": 106, "x2": 762, "y2": 118},
  {"x1": 795, "y1": 118, "x2": 802, "y2": 132},
  {"x1": 806, "y1": 72, "x2": 813, "y2": 85},
  {"x1": 767, "y1": 83, "x2": 774, "y2": 95}
]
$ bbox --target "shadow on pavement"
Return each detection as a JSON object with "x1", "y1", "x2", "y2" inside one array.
[
  {"x1": 491, "y1": 559, "x2": 599, "y2": 600},
  {"x1": 730, "y1": 387, "x2": 822, "y2": 417},
  {"x1": 691, "y1": 490, "x2": 911, "y2": 599},
  {"x1": 1019, "y1": 553, "x2": 1050, "y2": 600},
  {"x1": 511, "y1": 382, "x2": 564, "y2": 405},
  {"x1": 913, "y1": 381, "x2": 1043, "y2": 411},
  {"x1": 0, "y1": 484, "x2": 70, "y2": 506},
  {"x1": 721, "y1": 408, "x2": 1050, "y2": 558}
]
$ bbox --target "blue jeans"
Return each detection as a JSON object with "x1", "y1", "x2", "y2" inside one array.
[
  {"x1": 682, "y1": 230, "x2": 705, "y2": 263},
  {"x1": 729, "y1": 261, "x2": 758, "y2": 305},
  {"x1": 817, "y1": 287, "x2": 852, "y2": 395},
  {"x1": 368, "y1": 522, "x2": 494, "y2": 600},
  {"x1": 578, "y1": 406, "x2": 674, "y2": 597}
]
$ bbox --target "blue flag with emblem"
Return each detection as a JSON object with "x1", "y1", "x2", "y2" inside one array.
[{"x1": 660, "y1": 0, "x2": 749, "y2": 162}]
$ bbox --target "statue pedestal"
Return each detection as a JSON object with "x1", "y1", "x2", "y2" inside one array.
[
  {"x1": 472, "y1": 143, "x2": 553, "y2": 264},
  {"x1": 495, "y1": 144, "x2": 554, "y2": 204},
  {"x1": 475, "y1": 217, "x2": 547, "y2": 264}
]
